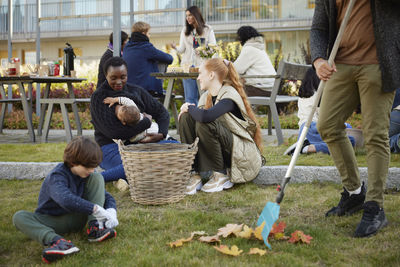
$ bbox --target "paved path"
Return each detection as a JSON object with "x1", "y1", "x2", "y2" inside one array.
[{"x1": 1, "y1": 128, "x2": 399, "y2": 188}]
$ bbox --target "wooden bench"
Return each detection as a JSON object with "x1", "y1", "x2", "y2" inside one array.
[
  {"x1": 40, "y1": 98, "x2": 90, "y2": 142},
  {"x1": 245, "y1": 61, "x2": 310, "y2": 145}
]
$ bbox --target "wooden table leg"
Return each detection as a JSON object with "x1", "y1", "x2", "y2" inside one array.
[
  {"x1": 60, "y1": 103, "x2": 73, "y2": 143},
  {"x1": 37, "y1": 83, "x2": 51, "y2": 136},
  {"x1": 17, "y1": 81, "x2": 35, "y2": 142},
  {"x1": 67, "y1": 82, "x2": 82, "y2": 136},
  {"x1": 41, "y1": 102, "x2": 54, "y2": 143},
  {"x1": 163, "y1": 78, "x2": 174, "y2": 109}
]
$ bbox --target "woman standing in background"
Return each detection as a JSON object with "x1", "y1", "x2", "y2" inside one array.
[{"x1": 172, "y1": 6, "x2": 216, "y2": 106}]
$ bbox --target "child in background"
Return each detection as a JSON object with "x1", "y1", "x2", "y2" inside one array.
[
  {"x1": 12, "y1": 137, "x2": 118, "y2": 264},
  {"x1": 104, "y1": 96, "x2": 159, "y2": 143},
  {"x1": 284, "y1": 68, "x2": 355, "y2": 155}
]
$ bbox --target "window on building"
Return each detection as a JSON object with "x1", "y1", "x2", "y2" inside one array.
[
  {"x1": 308, "y1": 0, "x2": 315, "y2": 9},
  {"x1": 23, "y1": 50, "x2": 37, "y2": 65}
]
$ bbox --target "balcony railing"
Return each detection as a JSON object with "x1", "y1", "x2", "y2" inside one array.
[{"x1": 0, "y1": 0, "x2": 314, "y2": 40}]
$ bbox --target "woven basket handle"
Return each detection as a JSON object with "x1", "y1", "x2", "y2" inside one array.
[{"x1": 188, "y1": 137, "x2": 199, "y2": 150}]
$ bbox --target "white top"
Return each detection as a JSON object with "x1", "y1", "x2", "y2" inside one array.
[
  {"x1": 297, "y1": 93, "x2": 319, "y2": 127},
  {"x1": 118, "y1": 97, "x2": 158, "y2": 133},
  {"x1": 233, "y1": 36, "x2": 276, "y2": 89},
  {"x1": 175, "y1": 25, "x2": 216, "y2": 65}
]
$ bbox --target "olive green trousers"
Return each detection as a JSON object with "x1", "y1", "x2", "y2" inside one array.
[{"x1": 317, "y1": 64, "x2": 395, "y2": 207}]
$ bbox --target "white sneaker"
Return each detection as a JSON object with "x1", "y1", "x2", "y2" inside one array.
[
  {"x1": 113, "y1": 179, "x2": 129, "y2": 192},
  {"x1": 201, "y1": 172, "x2": 233, "y2": 193},
  {"x1": 186, "y1": 173, "x2": 202, "y2": 195}
]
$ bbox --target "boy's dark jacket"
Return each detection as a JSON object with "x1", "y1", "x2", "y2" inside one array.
[
  {"x1": 123, "y1": 32, "x2": 173, "y2": 94},
  {"x1": 36, "y1": 163, "x2": 116, "y2": 216},
  {"x1": 90, "y1": 81, "x2": 170, "y2": 146},
  {"x1": 310, "y1": 0, "x2": 400, "y2": 92}
]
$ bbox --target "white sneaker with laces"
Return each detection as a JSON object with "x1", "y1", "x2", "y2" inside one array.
[
  {"x1": 186, "y1": 173, "x2": 202, "y2": 195},
  {"x1": 201, "y1": 172, "x2": 233, "y2": 193}
]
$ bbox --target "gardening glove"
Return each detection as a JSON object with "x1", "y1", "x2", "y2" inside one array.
[
  {"x1": 92, "y1": 204, "x2": 112, "y2": 222},
  {"x1": 105, "y1": 208, "x2": 119, "y2": 229}
]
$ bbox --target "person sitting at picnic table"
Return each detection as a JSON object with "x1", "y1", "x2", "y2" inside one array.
[
  {"x1": 12, "y1": 137, "x2": 118, "y2": 264},
  {"x1": 90, "y1": 57, "x2": 170, "y2": 183},
  {"x1": 122, "y1": 21, "x2": 173, "y2": 97},
  {"x1": 178, "y1": 58, "x2": 263, "y2": 194},
  {"x1": 97, "y1": 31, "x2": 129, "y2": 88},
  {"x1": 284, "y1": 67, "x2": 355, "y2": 155},
  {"x1": 233, "y1": 26, "x2": 276, "y2": 97}
]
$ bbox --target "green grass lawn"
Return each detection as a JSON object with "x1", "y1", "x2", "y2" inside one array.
[
  {"x1": 1, "y1": 180, "x2": 400, "y2": 266},
  {"x1": 1, "y1": 142, "x2": 400, "y2": 168}
]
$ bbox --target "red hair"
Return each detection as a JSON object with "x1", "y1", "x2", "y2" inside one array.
[{"x1": 203, "y1": 58, "x2": 262, "y2": 152}]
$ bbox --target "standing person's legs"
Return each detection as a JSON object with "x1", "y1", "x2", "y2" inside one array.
[
  {"x1": 390, "y1": 134, "x2": 400, "y2": 153},
  {"x1": 100, "y1": 143, "x2": 125, "y2": 182},
  {"x1": 182, "y1": 79, "x2": 199, "y2": 106},
  {"x1": 357, "y1": 64, "x2": 395, "y2": 207},
  {"x1": 318, "y1": 64, "x2": 361, "y2": 192}
]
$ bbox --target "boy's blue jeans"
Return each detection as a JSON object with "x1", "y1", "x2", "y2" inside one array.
[{"x1": 182, "y1": 79, "x2": 199, "y2": 106}]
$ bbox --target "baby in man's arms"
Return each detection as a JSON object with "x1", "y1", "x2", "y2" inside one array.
[{"x1": 103, "y1": 96, "x2": 159, "y2": 143}]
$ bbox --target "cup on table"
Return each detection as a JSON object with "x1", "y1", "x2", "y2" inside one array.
[{"x1": 70, "y1": 70, "x2": 76, "y2": 78}]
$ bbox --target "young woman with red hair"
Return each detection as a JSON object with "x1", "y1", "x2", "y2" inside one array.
[{"x1": 179, "y1": 58, "x2": 263, "y2": 194}]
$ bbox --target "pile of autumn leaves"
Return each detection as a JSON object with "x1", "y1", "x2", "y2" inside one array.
[{"x1": 168, "y1": 221, "x2": 312, "y2": 256}]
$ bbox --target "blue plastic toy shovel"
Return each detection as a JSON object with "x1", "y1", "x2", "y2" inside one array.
[{"x1": 256, "y1": 0, "x2": 356, "y2": 249}]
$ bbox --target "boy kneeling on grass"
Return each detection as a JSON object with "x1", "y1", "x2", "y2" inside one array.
[{"x1": 12, "y1": 136, "x2": 119, "y2": 264}]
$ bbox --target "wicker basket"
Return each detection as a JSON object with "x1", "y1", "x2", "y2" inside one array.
[{"x1": 118, "y1": 138, "x2": 199, "y2": 205}]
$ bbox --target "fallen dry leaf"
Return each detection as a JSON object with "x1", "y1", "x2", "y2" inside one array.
[
  {"x1": 269, "y1": 221, "x2": 286, "y2": 236},
  {"x1": 253, "y1": 221, "x2": 265, "y2": 241},
  {"x1": 238, "y1": 225, "x2": 253, "y2": 239},
  {"x1": 213, "y1": 245, "x2": 243, "y2": 256},
  {"x1": 288, "y1": 230, "x2": 313, "y2": 244},
  {"x1": 273, "y1": 232, "x2": 290, "y2": 240},
  {"x1": 217, "y1": 223, "x2": 243, "y2": 238},
  {"x1": 248, "y1": 248, "x2": 267, "y2": 256},
  {"x1": 199, "y1": 235, "x2": 221, "y2": 243},
  {"x1": 189, "y1": 231, "x2": 207, "y2": 239},
  {"x1": 168, "y1": 236, "x2": 192, "y2": 248}
]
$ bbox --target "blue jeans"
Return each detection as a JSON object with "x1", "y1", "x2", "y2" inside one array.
[
  {"x1": 389, "y1": 109, "x2": 400, "y2": 153},
  {"x1": 100, "y1": 143, "x2": 125, "y2": 183},
  {"x1": 100, "y1": 140, "x2": 180, "y2": 182},
  {"x1": 298, "y1": 122, "x2": 355, "y2": 154},
  {"x1": 182, "y1": 79, "x2": 199, "y2": 106}
]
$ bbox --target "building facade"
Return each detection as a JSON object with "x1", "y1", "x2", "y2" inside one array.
[{"x1": 0, "y1": 0, "x2": 314, "y2": 66}]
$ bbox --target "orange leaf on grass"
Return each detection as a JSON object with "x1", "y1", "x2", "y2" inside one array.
[
  {"x1": 199, "y1": 235, "x2": 221, "y2": 243},
  {"x1": 217, "y1": 223, "x2": 244, "y2": 238},
  {"x1": 213, "y1": 245, "x2": 243, "y2": 256},
  {"x1": 269, "y1": 221, "x2": 286, "y2": 236},
  {"x1": 288, "y1": 230, "x2": 313, "y2": 244},
  {"x1": 248, "y1": 248, "x2": 267, "y2": 256}
]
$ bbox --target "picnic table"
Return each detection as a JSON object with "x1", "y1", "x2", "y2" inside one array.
[{"x1": 0, "y1": 76, "x2": 87, "y2": 142}]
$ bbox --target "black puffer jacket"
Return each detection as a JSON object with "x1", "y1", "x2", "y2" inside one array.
[{"x1": 90, "y1": 81, "x2": 170, "y2": 146}]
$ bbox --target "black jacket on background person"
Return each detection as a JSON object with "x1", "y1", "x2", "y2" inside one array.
[
  {"x1": 90, "y1": 81, "x2": 170, "y2": 146},
  {"x1": 96, "y1": 49, "x2": 113, "y2": 88}
]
